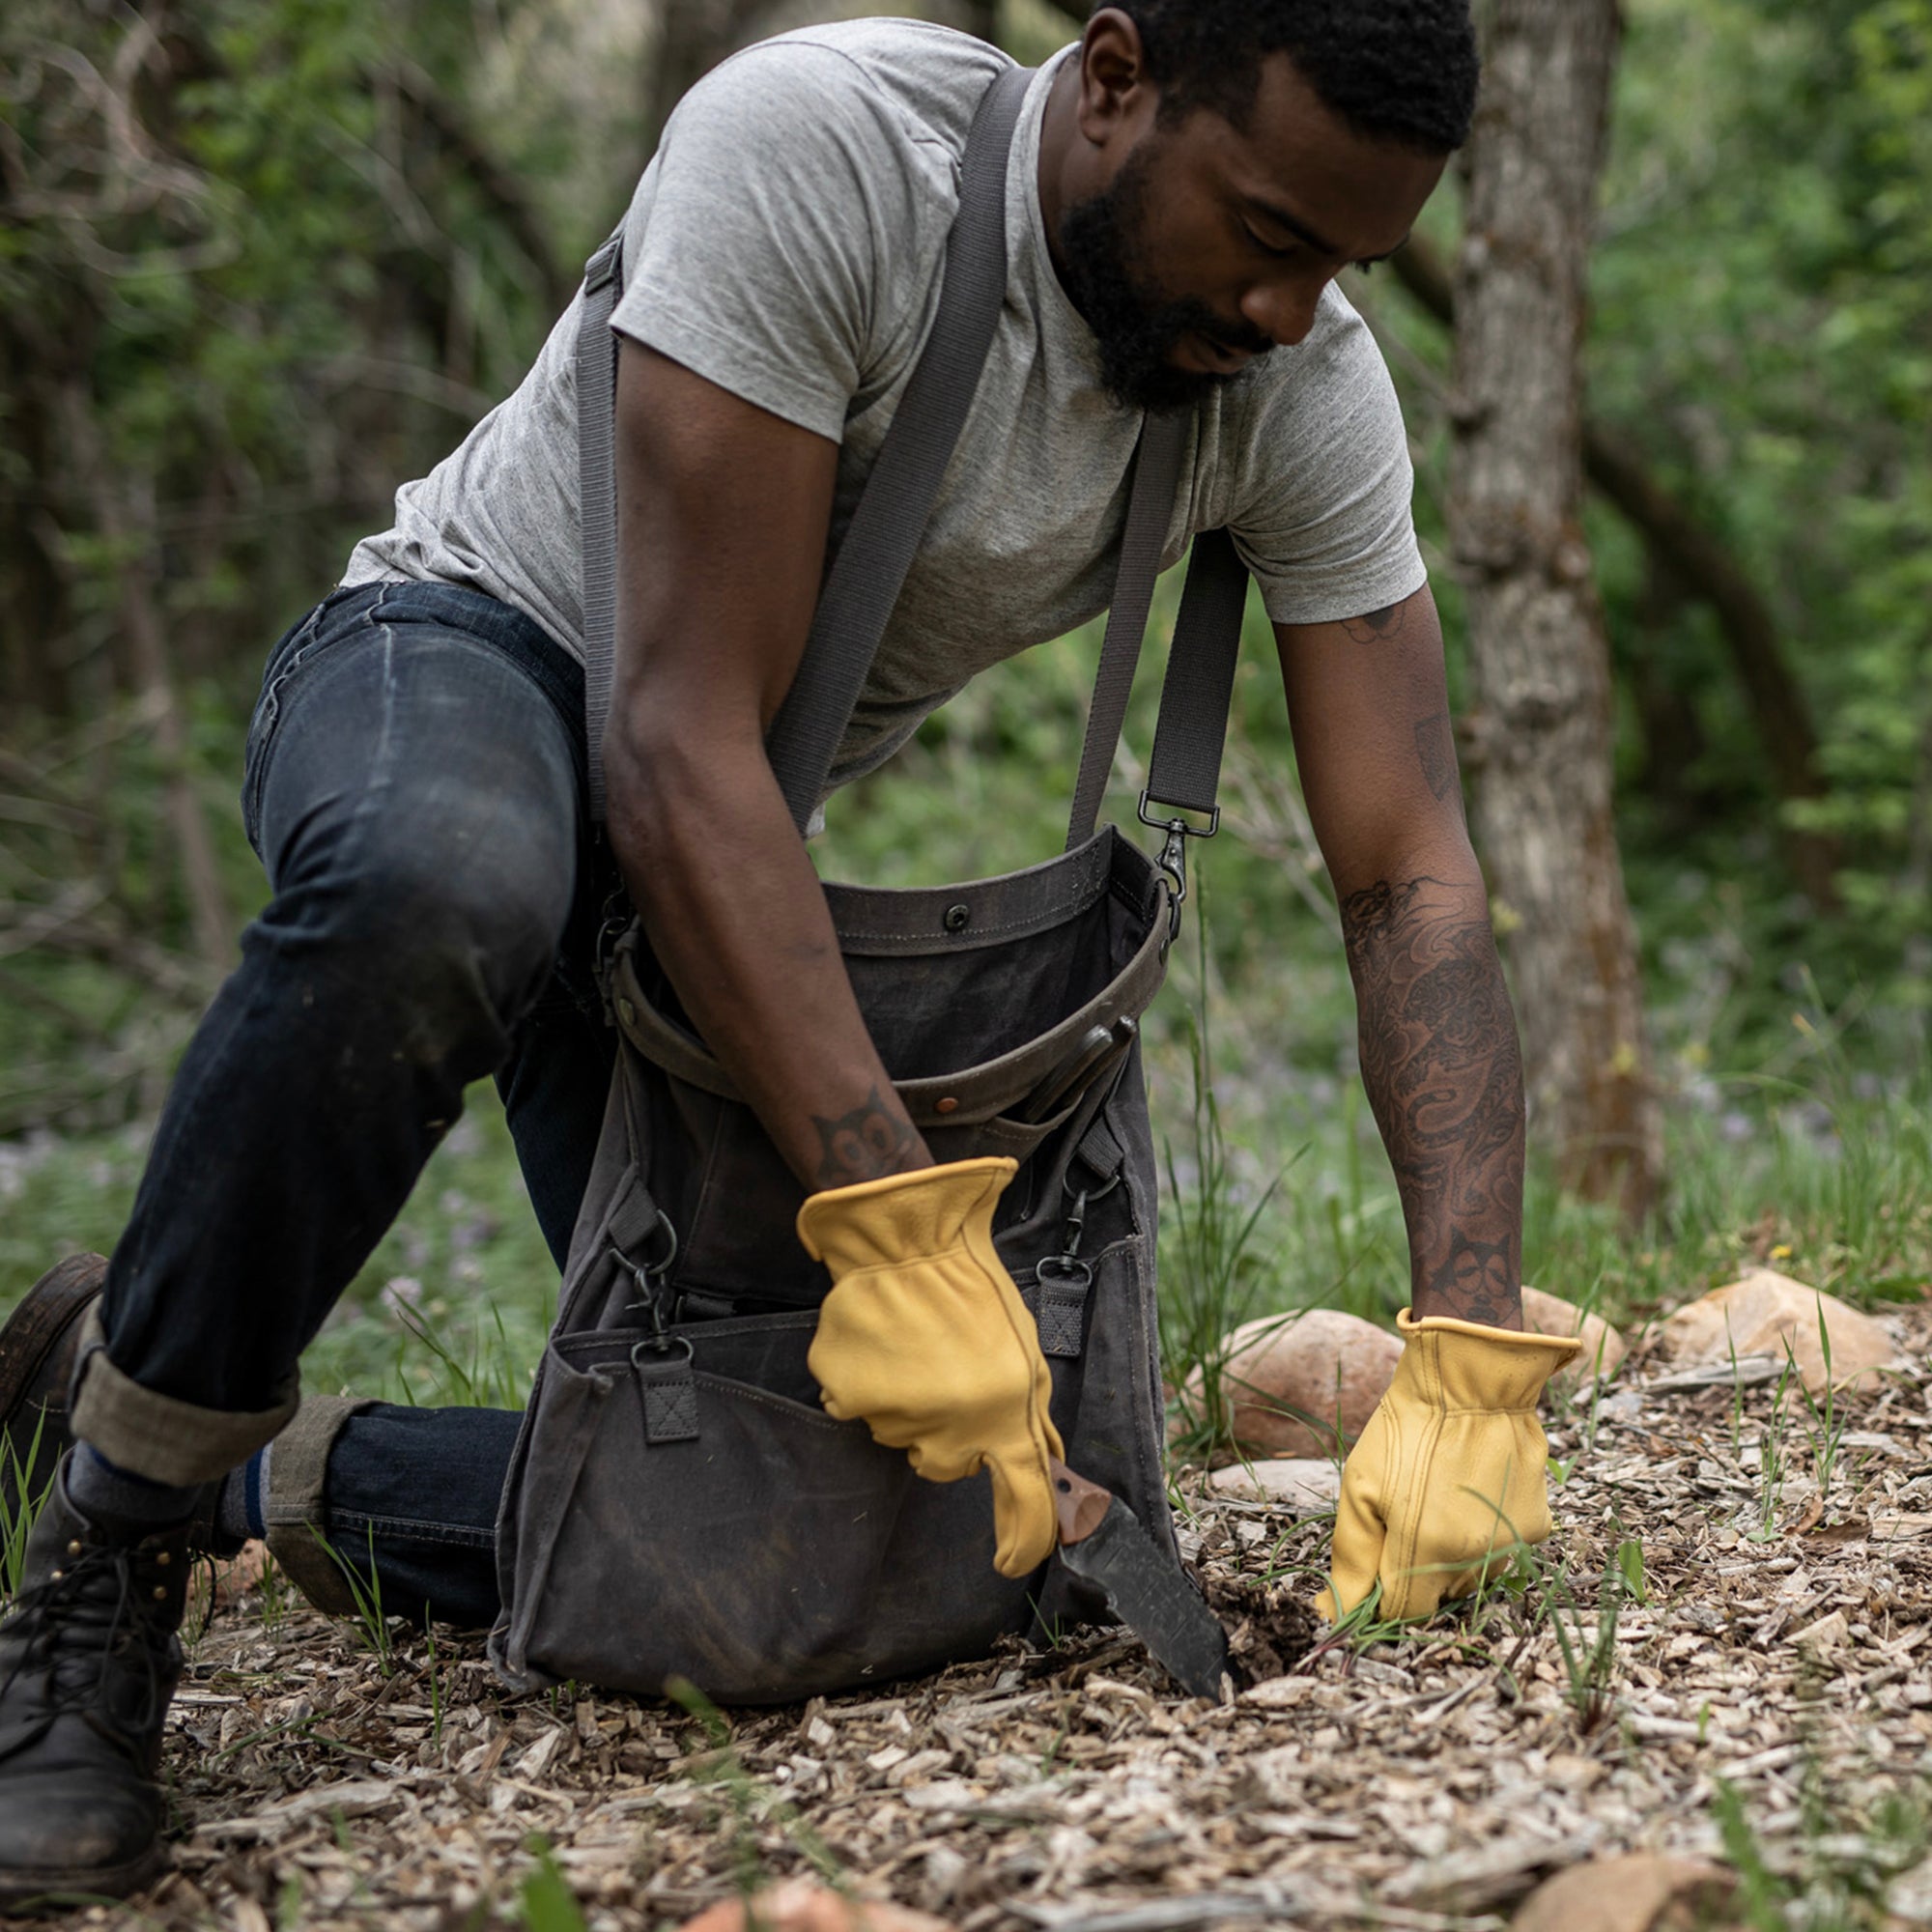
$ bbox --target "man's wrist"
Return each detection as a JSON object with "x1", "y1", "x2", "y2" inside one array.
[{"x1": 1409, "y1": 1279, "x2": 1525, "y2": 1331}]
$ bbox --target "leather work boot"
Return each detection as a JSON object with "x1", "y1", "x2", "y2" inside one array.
[
  {"x1": 0, "y1": 1254, "x2": 105, "y2": 1529},
  {"x1": 0, "y1": 1462, "x2": 190, "y2": 1908}
]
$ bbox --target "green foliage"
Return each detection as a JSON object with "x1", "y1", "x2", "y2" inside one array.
[
  {"x1": 0, "y1": 1409, "x2": 54, "y2": 1602},
  {"x1": 0, "y1": 0, "x2": 602, "y2": 704},
  {"x1": 313, "y1": 1523, "x2": 395, "y2": 1672},
  {"x1": 1156, "y1": 891, "x2": 1295, "y2": 1461},
  {"x1": 517, "y1": 1842, "x2": 590, "y2": 1932},
  {"x1": 1590, "y1": 0, "x2": 1932, "y2": 1036}
]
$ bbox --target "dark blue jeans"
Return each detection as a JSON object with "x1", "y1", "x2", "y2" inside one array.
[{"x1": 103, "y1": 581, "x2": 617, "y2": 1627}]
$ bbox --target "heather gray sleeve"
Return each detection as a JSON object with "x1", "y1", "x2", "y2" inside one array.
[
  {"x1": 1232, "y1": 289, "x2": 1428, "y2": 626},
  {"x1": 611, "y1": 42, "x2": 934, "y2": 442}
]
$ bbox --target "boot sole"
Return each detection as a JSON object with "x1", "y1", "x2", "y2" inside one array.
[
  {"x1": 0, "y1": 1255, "x2": 107, "y2": 1415},
  {"x1": 0, "y1": 1843, "x2": 166, "y2": 1914},
  {"x1": 0, "y1": 1255, "x2": 106, "y2": 1501}
]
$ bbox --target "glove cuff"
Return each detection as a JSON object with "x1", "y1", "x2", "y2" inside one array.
[
  {"x1": 1395, "y1": 1306, "x2": 1581, "y2": 1412},
  {"x1": 797, "y1": 1156, "x2": 1017, "y2": 1274}
]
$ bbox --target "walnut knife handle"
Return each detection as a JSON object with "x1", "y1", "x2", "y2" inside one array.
[{"x1": 1049, "y1": 1456, "x2": 1113, "y2": 1547}]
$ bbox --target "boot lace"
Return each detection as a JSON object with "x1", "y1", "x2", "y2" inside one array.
[{"x1": 0, "y1": 1542, "x2": 169, "y2": 1736}]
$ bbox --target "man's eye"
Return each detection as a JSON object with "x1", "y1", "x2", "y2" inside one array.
[{"x1": 1244, "y1": 224, "x2": 1296, "y2": 260}]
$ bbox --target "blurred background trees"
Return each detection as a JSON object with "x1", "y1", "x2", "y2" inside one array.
[{"x1": 2, "y1": 0, "x2": 1928, "y2": 1228}]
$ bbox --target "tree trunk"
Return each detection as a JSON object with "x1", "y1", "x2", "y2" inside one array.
[
  {"x1": 1447, "y1": 0, "x2": 1663, "y2": 1219},
  {"x1": 59, "y1": 382, "x2": 234, "y2": 975},
  {"x1": 1389, "y1": 229, "x2": 1841, "y2": 912}
]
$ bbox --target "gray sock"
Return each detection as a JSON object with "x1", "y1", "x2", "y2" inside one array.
[
  {"x1": 214, "y1": 1443, "x2": 271, "y2": 1544},
  {"x1": 67, "y1": 1442, "x2": 197, "y2": 1530}
]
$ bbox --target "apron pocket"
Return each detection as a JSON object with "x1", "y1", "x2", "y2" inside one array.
[{"x1": 512, "y1": 1315, "x2": 1037, "y2": 1703}]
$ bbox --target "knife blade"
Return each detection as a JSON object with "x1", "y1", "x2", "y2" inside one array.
[{"x1": 1049, "y1": 1458, "x2": 1231, "y2": 1699}]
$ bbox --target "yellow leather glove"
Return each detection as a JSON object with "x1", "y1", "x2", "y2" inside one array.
[
  {"x1": 797, "y1": 1156, "x2": 1065, "y2": 1578},
  {"x1": 1318, "y1": 1308, "x2": 1581, "y2": 1623}
]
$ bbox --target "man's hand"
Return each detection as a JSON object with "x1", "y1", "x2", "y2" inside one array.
[
  {"x1": 797, "y1": 1157, "x2": 1064, "y2": 1577},
  {"x1": 1317, "y1": 1309, "x2": 1580, "y2": 1622}
]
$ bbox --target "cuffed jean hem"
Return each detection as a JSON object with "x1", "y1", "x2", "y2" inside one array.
[
  {"x1": 261, "y1": 1400, "x2": 513, "y2": 1630},
  {"x1": 263, "y1": 1393, "x2": 381, "y2": 1615},
  {"x1": 69, "y1": 1311, "x2": 299, "y2": 1486}
]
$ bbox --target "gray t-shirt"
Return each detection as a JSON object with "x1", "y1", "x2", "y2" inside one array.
[{"x1": 343, "y1": 22, "x2": 1426, "y2": 792}]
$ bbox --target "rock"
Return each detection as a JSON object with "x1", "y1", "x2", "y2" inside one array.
[
  {"x1": 678, "y1": 1879, "x2": 955, "y2": 1932},
  {"x1": 1657, "y1": 1266, "x2": 1901, "y2": 1395},
  {"x1": 1520, "y1": 1285, "x2": 1629, "y2": 1385},
  {"x1": 210, "y1": 1539, "x2": 272, "y2": 1607},
  {"x1": 1208, "y1": 1458, "x2": 1342, "y2": 1512},
  {"x1": 1510, "y1": 1855, "x2": 1737, "y2": 1932},
  {"x1": 1181, "y1": 1308, "x2": 1402, "y2": 1458}
]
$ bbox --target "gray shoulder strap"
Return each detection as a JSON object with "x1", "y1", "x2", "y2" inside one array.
[
  {"x1": 1141, "y1": 527, "x2": 1249, "y2": 821},
  {"x1": 1065, "y1": 458, "x2": 1252, "y2": 850},
  {"x1": 575, "y1": 62, "x2": 1031, "y2": 830},
  {"x1": 577, "y1": 229, "x2": 627, "y2": 824},
  {"x1": 761, "y1": 62, "x2": 1033, "y2": 826},
  {"x1": 576, "y1": 58, "x2": 1250, "y2": 842},
  {"x1": 1064, "y1": 408, "x2": 1189, "y2": 849}
]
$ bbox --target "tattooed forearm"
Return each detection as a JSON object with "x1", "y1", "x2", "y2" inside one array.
[
  {"x1": 1340, "y1": 876, "x2": 1525, "y2": 1328},
  {"x1": 810, "y1": 1084, "x2": 923, "y2": 1187}
]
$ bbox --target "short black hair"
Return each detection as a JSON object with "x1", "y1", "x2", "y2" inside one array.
[{"x1": 1111, "y1": 0, "x2": 1480, "y2": 154}]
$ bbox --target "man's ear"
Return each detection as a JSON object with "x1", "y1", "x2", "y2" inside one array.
[{"x1": 1074, "y1": 7, "x2": 1158, "y2": 149}]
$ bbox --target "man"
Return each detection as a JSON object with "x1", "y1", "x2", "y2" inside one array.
[{"x1": 0, "y1": 0, "x2": 1580, "y2": 1903}]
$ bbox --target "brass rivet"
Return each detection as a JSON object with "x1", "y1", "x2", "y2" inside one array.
[
  {"x1": 156, "y1": 1550, "x2": 171, "y2": 1565},
  {"x1": 67, "y1": 1540, "x2": 82, "y2": 1557},
  {"x1": 935, "y1": 1097, "x2": 959, "y2": 1116},
  {"x1": 49, "y1": 1570, "x2": 63, "y2": 1582},
  {"x1": 153, "y1": 1585, "x2": 167, "y2": 1602}
]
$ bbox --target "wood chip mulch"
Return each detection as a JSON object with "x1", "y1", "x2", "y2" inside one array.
[{"x1": 73, "y1": 1305, "x2": 1932, "y2": 1931}]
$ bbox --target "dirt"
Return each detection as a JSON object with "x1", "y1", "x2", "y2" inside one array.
[
  {"x1": 1201, "y1": 1573, "x2": 1319, "y2": 1688},
  {"x1": 43, "y1": 1304, "x2": 1932, "y2": 1931}
]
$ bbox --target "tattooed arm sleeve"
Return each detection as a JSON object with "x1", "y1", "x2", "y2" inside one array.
[
  {"x1": 1339, "y1": 876, "x2": 1526, "y2": 1328},
  {"x1": 1274, "y1": 588, "x2": 1526, "y2": 1329}
]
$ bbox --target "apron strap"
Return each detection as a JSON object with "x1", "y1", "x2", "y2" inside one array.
[{"x1": 576, "y1": 63, "x2": 1252, "y2": 848}]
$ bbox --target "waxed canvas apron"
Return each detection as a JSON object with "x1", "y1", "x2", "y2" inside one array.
[{"x1": 490, "y1": 64, "x2": 1249, "y2": 1704}]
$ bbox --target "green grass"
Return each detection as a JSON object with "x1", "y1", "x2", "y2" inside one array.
[{"x1": 2, "y1": 906, "x2": 1927, "y2": 1440}]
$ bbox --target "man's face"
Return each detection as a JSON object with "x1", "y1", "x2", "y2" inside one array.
[{"x1": 1056, "y1": 53, "x2": 1447, "y2": 411}]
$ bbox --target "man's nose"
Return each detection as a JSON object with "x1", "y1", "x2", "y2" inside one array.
[{"x1": 1241, "y1": 274, "x2": 1329, "y2": 349}]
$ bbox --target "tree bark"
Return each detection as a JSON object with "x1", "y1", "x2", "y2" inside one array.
[
  {"x1": 1446, "y1": 0, "x2": 1663, "y2": 1219},
  {"x1": 59, "y1": 382, "x2": 234, "y2": 974},
  {"x1": 1391, "y1": 229, "x2": 1841, "y2": 911}
]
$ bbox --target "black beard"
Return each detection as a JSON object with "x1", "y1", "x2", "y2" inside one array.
[{"x1": 1056, "y1": 145, "x2": 1272, "y2": 412}]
